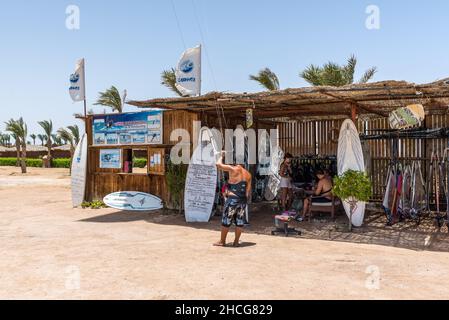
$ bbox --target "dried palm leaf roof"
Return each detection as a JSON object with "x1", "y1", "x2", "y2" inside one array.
[{"x1": 128, "y1": 78, "x2": 449, "y2": 120}]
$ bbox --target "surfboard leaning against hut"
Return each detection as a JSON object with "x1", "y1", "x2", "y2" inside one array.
[
  {"x1": 71, "y1": 133, "x2": 88, "y2": 207},
  {"x1": 337, "y1": 119, "x2": 366, "y2": 227},
  {"x1": 184, "y1": 127, "x2": 220, "y2": 223}
]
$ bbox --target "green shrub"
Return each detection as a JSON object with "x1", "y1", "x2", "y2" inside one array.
[
  {"x1": 333, "y1": 170, "x2": 372, "y2": 202},
  {"x1": 0, "y1": 158, "x2": 18, "y2": 166},
  {"x1": 51, "y1": 158, "x2": 71, "y2": 168},
  {"x1": 133, "y1": 158, "x2": 147, "y2": 168},
  {"x1": 81, "y1": 201, "x2": 91, "y2": 209},
  {"x1": 0, "y1": 158, "x2": 43, "y2": 167},
  {"x1": 81, "y1": 200, "x2": 107, "y2": 209},
  {"x1": 26, "y1": 159, "x2": 43, "y2": 167},
  {"x1": 0, "y1": 157, "x2": 71, "y2": 168},
  {"x1": 166, "y1": 161, "x2": 187, "y2": 212}
]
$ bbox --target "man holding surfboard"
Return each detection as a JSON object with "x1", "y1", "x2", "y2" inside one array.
[{"x1": 214, "y1": 152, "x2": 252, "y2": 247}]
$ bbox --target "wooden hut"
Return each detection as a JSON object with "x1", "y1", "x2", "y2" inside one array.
[{"x1": 85, "y1": 78, "x2": 449, "y2": 203}]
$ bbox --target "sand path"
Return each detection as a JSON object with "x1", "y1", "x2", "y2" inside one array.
[{"x1": 1, "y1": 167, "x2": 448, "y2": 299}]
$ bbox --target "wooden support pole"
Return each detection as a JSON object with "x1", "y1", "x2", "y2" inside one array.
[{"x1": 351, "y1": 103, "x2": 357, "y2": 123}]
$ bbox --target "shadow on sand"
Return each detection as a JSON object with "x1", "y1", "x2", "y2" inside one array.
[{"x1": 78, "y1": 202, "x2": 449, "y2": 253}]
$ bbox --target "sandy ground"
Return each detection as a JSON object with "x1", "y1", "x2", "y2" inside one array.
[{"x1": 1, "y1": 166, "x2": 449, "y2": 300}]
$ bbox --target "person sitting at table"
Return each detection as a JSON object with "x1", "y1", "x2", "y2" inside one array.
[{"x1": 296, "y1": 169, "x2": 333, "y2": 222}]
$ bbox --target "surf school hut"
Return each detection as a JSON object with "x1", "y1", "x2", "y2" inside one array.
[
  {"x1": 83, "y1": 109, "x2": 201, "y2": 206},
  {"x1": 127, "y1": 78, "x2": 449, "y2": 201}
]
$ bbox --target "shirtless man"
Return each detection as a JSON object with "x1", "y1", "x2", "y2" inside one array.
[
  {"x1": 297, "y1": 169, "x2": 333, "y2": 221},
  {"x1": 214, "y1": 152, "x2": 252, "y2": 247}
]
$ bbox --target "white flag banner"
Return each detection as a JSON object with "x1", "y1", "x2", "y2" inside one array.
[
  {"x1": 69, "y1": 58, "x2": 85, "y2": 102},
  {"x1": 175, "y1": 45, "x2": 201, "y2": 96}
]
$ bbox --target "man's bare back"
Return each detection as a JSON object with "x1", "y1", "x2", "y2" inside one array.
[{"x1": 214, "y1": 152, "x2": 252, "y2": 247}]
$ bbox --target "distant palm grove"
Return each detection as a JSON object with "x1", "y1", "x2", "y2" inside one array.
[{"x1": 1, "y1": 119, "x2": 80, "y2": 173}]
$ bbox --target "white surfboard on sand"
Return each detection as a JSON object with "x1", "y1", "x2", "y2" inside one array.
[
  {"x1": 103, "y1": 191, "x2": 163, "y2": 211},
  {"x1": 337, "y1": 119, "x2": 366, "y2": 227},
  {"x1": 184, "y1": 127, "x2": 219, "y2": 222},
  {"x1": 71, "y1": 133, "x2": 88, "y2": 207}
]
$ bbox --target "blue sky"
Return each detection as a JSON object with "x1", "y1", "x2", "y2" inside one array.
[{"x1": 1, "y1": 0, "x2": 449, "y2": 136}]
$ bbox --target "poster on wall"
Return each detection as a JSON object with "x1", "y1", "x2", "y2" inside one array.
[
  {"x1": 93, "y1": 111, "x2": 163, "y2": 146},
  {"x1": 100, "y1": 149, "x2": 122, "y2": 169}
]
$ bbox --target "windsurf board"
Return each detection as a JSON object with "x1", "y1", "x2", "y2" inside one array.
[{"x1": 103, "y1": 191, "x2": 163, "y2": 211}]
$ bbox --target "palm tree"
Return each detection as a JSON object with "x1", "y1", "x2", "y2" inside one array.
[
  {"x1": 17, "y1": 118, "x2": 28, "y2": 173},
  {"x1": 57, "y1": 128, "x2": 75, "y2": 172},
  {"x1": 38, "y1": 120, "x2": 53, "y2": 168},
  {"x1": 67, "y1": 125, "x2": 80, "y2": 145},
  {"x1": 249, "y1": 68, "x2": 280, "y2": 91},
  {"x1": 30, "y1": 134, "x2": 36, "y2": 145},
  {"x1": 94, "y1": 86, "x2": 123, "y2": 113},
  {"x1": 300, "y1": 55, "x2": 377, "y2": 87},
  {"x1": 161, "y1": 68, "x2": 183, "y2": 96},
  {"x1": 51, "y1": 133, "x2": 64, "y2": 146},
  {"x1": 5, "y1": 118, "x2": 28, "y2": 173},
  {"x1": 5, "y1": 134, "x2": 11, "y2": 147},
  {"x1": 37, "y1": 134, "x2": 45, "y2": 146},
  {"x1": 8, "y1": 132, "x2": 20, "y2": 166},
  {"x1": 0, "y1": 132, "x2": 6, "y2": 147},
  {"x1": 5, "y1": 120, "x2": 20, "y2": 165}
]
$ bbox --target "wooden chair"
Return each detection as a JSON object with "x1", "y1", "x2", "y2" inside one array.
[{"x1": 309, "y1": 195, "x2": 341, "y2": 221}]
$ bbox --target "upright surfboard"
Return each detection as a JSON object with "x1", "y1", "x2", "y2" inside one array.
[
  {"x1": 71, "y1": 133, "x2": 88, "y2": 207},
  {"x1": 337, "y1": 119, "x2": 366, "y2": 227},
  {"x1": 103, "y1": 191, "x2": 163, "y2": 211},
  {"x1": 184, "y1": 127, "x2": 219, "y2": 222},
  {"x1": 264, "y1": 146, "x2": 284, "y2": 201}
]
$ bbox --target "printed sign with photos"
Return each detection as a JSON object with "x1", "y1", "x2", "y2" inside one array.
[
  {"x1": 92, "y1": 111, "x2": 163, "y2": 146},
  {"x1": 99, "y1": 149, "x2": 122, "y2": 169}
]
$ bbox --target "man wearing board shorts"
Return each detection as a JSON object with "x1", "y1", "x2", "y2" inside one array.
[{"x1": 214, "y1": 152, "x2": 252, "y2": 247}]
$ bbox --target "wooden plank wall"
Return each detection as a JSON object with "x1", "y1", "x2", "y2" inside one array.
[
  {"x1": 163, "y1": 110, "x2": 200, "y2": 145},
  {"x1": 364, "y1": 117, "x2": 391, "y2": 200},
  {"x1": 279, "y1": 115, "x2": 449, "y2": 200},
  {"x1": 279, "y1": 120, "x2": 344, "y2": 156}
]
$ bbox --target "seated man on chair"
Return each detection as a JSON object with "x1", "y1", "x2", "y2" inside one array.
[{"x1": 296, "y1": 169, "x2": 333, "y2": 222}]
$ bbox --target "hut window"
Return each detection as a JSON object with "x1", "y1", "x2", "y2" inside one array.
[{"x1": 122, "y1": 148, "x2": 148, "y2": 174}]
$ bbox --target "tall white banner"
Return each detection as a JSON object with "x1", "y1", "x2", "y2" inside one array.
[
  {"x1": 69, "y1": 58, "x2": 85, "y2": 102},
  {"x1": 175, "y1": 45, "x2": 201, "y2": 96}
]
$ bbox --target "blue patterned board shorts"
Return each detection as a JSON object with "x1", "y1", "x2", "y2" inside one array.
[{"x1": 222, "y1": 197, "x2": 247, "y2": 228}]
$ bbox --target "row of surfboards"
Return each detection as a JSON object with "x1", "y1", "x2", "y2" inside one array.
[
  {"x1": 382, "y1": 152, "x2": 449, "y2": 229},
  {"x1": 71, "y1": 120, "x2": 368, "y2": 227},
  {"x1": 382, "y1": 162, "x2": 426, "y2": 225}
]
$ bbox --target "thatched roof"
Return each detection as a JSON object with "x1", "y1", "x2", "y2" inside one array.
[{"x1": 128, "y1": 78, "x2": 449, "y2": 120}]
